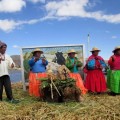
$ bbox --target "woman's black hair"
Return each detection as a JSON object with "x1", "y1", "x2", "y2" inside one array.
[
  {"x1": 114, "y1": 49, "x2": 120, "y2": 54},
  {"x1": 92, "y1": 51, "x2": 94, "y2": 54},
  {"x1": 33, "y1": 51, "x2": 37, "y2": 56},
  {"x1": 92, "y1": 51, "x2": 99, "y2": 54},
  {"x1": 33, "y1": 51, "x2": 41, "y2": 56}
]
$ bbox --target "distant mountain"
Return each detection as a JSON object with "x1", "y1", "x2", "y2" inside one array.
[{"x1": 11, "y1": 55, "x2": 21, "y2": 68}]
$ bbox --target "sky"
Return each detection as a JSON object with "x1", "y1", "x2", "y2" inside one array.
[{"x1": 0, "y1": 0, "x2": 120, "y2": 59}]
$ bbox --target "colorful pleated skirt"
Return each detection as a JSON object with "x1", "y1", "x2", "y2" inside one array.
[
  {"x1": 29, "y1": 72, "x2": 47, "y2": 97},
  {"x1": 29, "y1": 72, "x2": 87, "y2": 97},
  {"x1": 85, "y1": 70, "x2": 106, "y2": 92},
  {"x1": 69, "y1": 73, "x2": 87, "y2": 95},
  {"x1": 107, "y1": 70, "x2": 120, "y2": 93}
]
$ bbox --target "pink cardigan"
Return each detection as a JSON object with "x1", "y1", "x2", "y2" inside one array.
[
  {"x1": 108, "y1": 55, "x2": 120, "y2": 70},
  {"x1": 88, "y1": 55, "x2": 104, "y2": 61}
]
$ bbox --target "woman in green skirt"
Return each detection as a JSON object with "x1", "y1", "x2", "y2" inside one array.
[{"x1": 107, "y1": 46, "x2": 120, "y2": 96}]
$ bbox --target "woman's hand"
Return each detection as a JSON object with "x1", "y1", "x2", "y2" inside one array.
[
  {"x1": 34, "y1": 57, "x2": 39, "y2": 62},
  {"x1": 42, "y1": 58, "x2": 46, "y2": 63},
  {"x1": 111, "y1": 56, "x2": 114, "y2": 62},
  {"x1": 100, "y1": 65, "x2": 103, "y2": 70}
]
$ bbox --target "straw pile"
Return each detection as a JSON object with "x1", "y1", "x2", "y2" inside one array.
[
  {"x1": 39, "y1": 64, "x2": 81, "y2": 102},
  {"x1": 0, "y1": 82, "x2": 120, "y2": 120}
]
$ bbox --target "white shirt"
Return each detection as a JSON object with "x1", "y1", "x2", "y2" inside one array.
[{"x1": 0, "y1": 54, "x2": 15, "y2": 77}]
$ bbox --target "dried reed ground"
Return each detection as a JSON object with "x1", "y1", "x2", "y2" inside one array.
[{"x1": 0, "y1": 82, "x2": 120, "y2": 120}]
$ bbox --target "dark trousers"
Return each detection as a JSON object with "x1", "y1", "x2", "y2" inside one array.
[{"x1": 0, "y1": 75, "x2": 13, "y2": 101}]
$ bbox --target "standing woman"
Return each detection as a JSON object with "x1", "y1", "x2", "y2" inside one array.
[
  {"x1": 65, "y1": 49, "x2": 87, "y2": 95},
  {"x1": 84, "y1": 47, "x2": 107, "y2": 94},
  {"x1": 107, "y1": 46, "x2": 120, "y2": 96},
  {"x1": 28, "y1": 48, "x2": 48, "y2": 97}
]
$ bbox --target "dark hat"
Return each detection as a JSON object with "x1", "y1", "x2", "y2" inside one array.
[
  {"x1": 0, "y1": 41, "x2": 7, "y2": 48},
  {"x1": 112, "y1": 46, "x2": 120, "y2": 53}
]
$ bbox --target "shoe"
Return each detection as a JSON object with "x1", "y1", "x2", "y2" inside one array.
[
  {"x1": 97, "y1": 92, "x2": 101, "y2": 95},
  {"x1": 9, "y1": 99, "x2": 20, "y2": 104},
  {"x1": 108, "y1": 92, "x2": 116, "y2": 96}
]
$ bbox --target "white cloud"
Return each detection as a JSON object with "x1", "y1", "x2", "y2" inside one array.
[
  {"x1": 0, "y1": 18, "x2": 45, "y2": 32},
  {"x1": 0, "y1": 0, "x2": 26, "y2": 13},
  {"x1": 1, "y1": 0, "x2": 120, "y2": 32},
  {"x1": 28, "y1": 0, "x2": 45, "y2": 3},
  {"x1": 0, "y1": 20, "x2": 18, "y2": 32},
  {"x1": 45, "y1": 0, "x2": 88, "y2": 17},
  {"x1": 112, "y1": 36, "x2": 117, "y2": 39},
  {"x1": 13, "y1": 45, "x2": 20, "y2": 48},
  {"x1": 105, "y1": 30, "x2": 110, "y2": 33},
  {"x1": 45, "y1": 0, "x2": 120, "y2": 24}
]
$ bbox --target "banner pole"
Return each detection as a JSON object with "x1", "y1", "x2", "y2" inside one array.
[{"x1": 87, "y1": 34, "x2": 90, "y2": 58}]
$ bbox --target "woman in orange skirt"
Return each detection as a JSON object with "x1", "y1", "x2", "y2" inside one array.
[
  {"x1": 65, "y1": 49, "x2": 87, "y2": 95},
  {"x1": 28, "y1": 48, "x2": 48, "y2": 97}
]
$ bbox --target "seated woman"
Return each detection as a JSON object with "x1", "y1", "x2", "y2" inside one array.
[
  {"x1": 65, "y1": 49, "x2": 87, "y2": 96},
  {"x1": 28, "y1": 48, "x2": 48, "y2": 97}
]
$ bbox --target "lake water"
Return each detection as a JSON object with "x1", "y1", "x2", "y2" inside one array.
[{"x1": 9, "y1": 70, "x2": 22, "y2": 83}]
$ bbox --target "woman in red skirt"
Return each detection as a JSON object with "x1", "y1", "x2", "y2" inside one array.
[{"x1": 84, "y1": 47, "x2": 107, "y2": 94}]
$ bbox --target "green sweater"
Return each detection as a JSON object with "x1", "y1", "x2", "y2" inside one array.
[{"x1": 65, "y1": 57, "x2": 83, "y2": 73}]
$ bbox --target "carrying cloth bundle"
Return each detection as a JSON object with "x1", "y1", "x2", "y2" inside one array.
[
  {"x1": 86, "y1": 47, "x2": 107, "y2": 70},
  {"x1": 87, "y1": 57, "x2": 107, "y2": 70},
  {"x1": 83, "y1": 55, "x2": 107, "y2": 73}
]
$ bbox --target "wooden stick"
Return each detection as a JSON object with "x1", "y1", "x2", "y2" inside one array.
[
  {"x1": 50, "y1": 83, "x2": 53, "y2": 99},
  {"x1": 50, "y1": 77, "x2": 61, "y2": 96}
]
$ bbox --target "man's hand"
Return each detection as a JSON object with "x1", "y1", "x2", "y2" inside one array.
[
  {"x1": 0, "y1": 58, "x2": 1, "y2": 64},
  {"x1": 11, "y1": 63, "x2": 14, "y2": 68}
]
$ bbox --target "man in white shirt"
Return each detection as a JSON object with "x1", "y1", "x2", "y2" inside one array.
[{"x1": 0, "y1": 41, "x2": 15, "y2": 102}]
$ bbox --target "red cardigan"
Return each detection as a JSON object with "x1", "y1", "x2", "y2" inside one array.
[{"x1": 108, "y1": 55, "x2": 120, "y2": 70}]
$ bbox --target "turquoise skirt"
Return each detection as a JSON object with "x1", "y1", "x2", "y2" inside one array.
[{"x1": 107, "y1": 70, "x2": 120, "y2": 93}]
